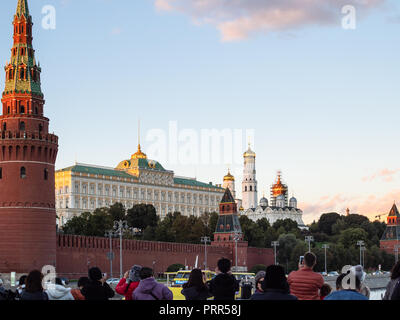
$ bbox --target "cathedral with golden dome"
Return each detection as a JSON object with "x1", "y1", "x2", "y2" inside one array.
[{"x1": 224, "y1": 147, "x2": 307, "y2": 230}]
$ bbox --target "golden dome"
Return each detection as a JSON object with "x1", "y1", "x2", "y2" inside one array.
[
  {"x1": 224, "y1": 169, "x2": 235, "y2": 181},
  {"x1": 272, "y1": 173, "x2": 288, "y2": 197},
  {"x1": 243, "y1": 143, "x2": 256, "y2": 158},
  {"x1": 131, "y1": 144, "x2": 147, "y2": 160}
]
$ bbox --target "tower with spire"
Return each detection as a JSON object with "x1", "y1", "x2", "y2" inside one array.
[
  {"x1": 0, "y1": 0, "x2": 58, "y2": 272},
  {"x1": 380, "y1": 203, "x2": 400, "y2": 255},
  {"x1": 242, "y1": 143, "x2": 257, "y2": 210}
]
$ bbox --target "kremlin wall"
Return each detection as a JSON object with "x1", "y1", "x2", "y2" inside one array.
[{"x1": 56, "y1": 234, "x2": 274, "y2": 278}]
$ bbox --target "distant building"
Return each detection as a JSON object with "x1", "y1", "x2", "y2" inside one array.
[
  {"x1": 242, "y1": 172, "x2": 307, "y2": 230},
  {"x1": 55, "y1": 144, "x2": 224, "y2": 226},
  {"x1": 380, "y1": 203, "x2": 400, "y2": 255}
]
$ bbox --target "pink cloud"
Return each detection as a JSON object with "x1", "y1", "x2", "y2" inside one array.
[
  {"x1": 362, "y1": 168, "x2": 400, "y2": 182},
  {"x1": 301, "y1": 189, "x2": 400, "y2": 224},
  {"x1": 154, "y1": 0, "x2": 386, "y2": 41}
]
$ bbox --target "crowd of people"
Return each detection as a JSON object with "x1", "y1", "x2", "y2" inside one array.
[{"x1": 1, "y1": 252, "x2": 400, "y2": 301}]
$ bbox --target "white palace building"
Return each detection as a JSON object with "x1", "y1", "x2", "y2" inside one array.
[{"x1": 55, "y1": 144, "x2": 225, "y2": 226}]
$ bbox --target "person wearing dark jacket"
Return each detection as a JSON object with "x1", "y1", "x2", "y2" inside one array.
[
  {"x1": 20, "y1": 270, "x2": 49, "y2": 301},
  {"x1": 181, "y1": 269, "x2": 212, "y2": 301},
  {"x1": 81, "y1": 267, "x2": 115, "y2": 301},
  {"x1": 391, "y1": 279, "x2": 400, "y2": 300},
  {"x1": 209, "y1": 258, "x2": 239, "y2": 301},
  {"x1": 251, "y1": 265, "x2": 297, "y2": 301}
]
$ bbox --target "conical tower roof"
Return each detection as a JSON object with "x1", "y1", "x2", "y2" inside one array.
[
  {"x1": 221, "y1": 188, "x2": 235, "y2": 204},
  {"x1": 16, "y1": 0, "x2": 30, "y2": 18},
  {"x1": 388, "y1": 203, "x2": 400, "y2": 217}
]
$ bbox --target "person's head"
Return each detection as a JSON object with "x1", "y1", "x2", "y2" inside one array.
[
  {"x1": 77, "y1": 277, "x2": 90, "y2": 289},
  {"x1": 262, "y1": 265, "x2": 288, "y2": 291},
  {"x1": 139, "y1": 267, "x2": 154, "y2": 280},
  {"x1": 304, "y1": 252, "x2": 317, "y2": 269},
  {"x1": 391, "y1": 260, "x2": 400, "y2": 280},
  {"x1": 336, "y1": 273, "x2": 361, "y2": 292},
  {"x1": 320, "y1": 283, "x2": 332, "y2": 297},
  {"x1": 18, "y1": 275, "x2": 27, "y2": 287},
  {"x1": 88, "y1": 267, "x2": 103, "y2": 281},
  {"x1": 183, "y1": 269, "x2": 207, "y2": 291},
  {"x1": 25, "y1": 270, "x2": 44, "y2": 293},
  {"x1": 217, "y1": 258, "x2": 231, "y2": 274},
  {"x1": 129, "y1": 265, "x2": 142, "y2": 282},
  {"x1": 255, "y1": 271, "x2": 266, "y2": 292}
]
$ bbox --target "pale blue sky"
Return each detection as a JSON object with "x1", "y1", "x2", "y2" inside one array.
[{"x1": 1, "y1": 0, "x2": 399, "y2": 223}]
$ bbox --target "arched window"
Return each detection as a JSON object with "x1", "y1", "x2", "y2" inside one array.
[
  {"x1": 20, "y1": 106, "x2": 25, "y2": 114},
  {"x1": 39, "y1": 124, "x2": 43, "y2": 133},
  {"x1": 245, "y1": 186, "x2": 247, "y2": 192},
  {"x1": 20, "y1": 69, "x2": 24, "y2": 80},
  {"x1": 3, "y1": 123, "x2": 6, "y2": 131},
  {"x1": 44, "y1": 168, "x2": 48, "y2": 180},
  {"x1": 19, "y1": 122, "x2": 25, "y2": 131},
  {"x1": 7, "y1": 107, "x2": 10, "y2": 114},
  {"x1": 20, "y1": 167, "x2": 26, "y2": 179},
  {"x1": 250, "y1": 186, "x2": 253, "y2": 192},
  {"x1": 34, "y1": 107, "x2": 38, "y2": 115}
]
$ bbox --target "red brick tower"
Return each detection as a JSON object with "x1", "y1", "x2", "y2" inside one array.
[
  {"x1": 0, "y1": 0, "x2": 58, "y2": 272},
  {"x1": 212, "y1": 188, "x2": 248, "y2": 271},
  {"x1": 380, "y1": 203, "x2": 400, "y2": 255}
]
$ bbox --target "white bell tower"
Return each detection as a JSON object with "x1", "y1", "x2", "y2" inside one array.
[{"x1": 242, "y1": 143, "x2": 258, "y2": 210}]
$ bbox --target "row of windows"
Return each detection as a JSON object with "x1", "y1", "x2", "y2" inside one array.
[
  {"x1": 0, "y1": 167, "x2": 48, "y2": 180},
  {"x1": 4, "y1": 105, "x2": 41, "y2": 116},
  {"x1": 244, "y1": 186, "x2": 257, "y2": 192},
  {"x1": 1, "y1": 122, "x2": 43, "y2": 132}
]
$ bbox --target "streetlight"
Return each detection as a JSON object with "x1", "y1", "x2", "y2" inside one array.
[
  {"x1": 271, "y1": 241, "x2": 279, "y2": 265},
  {"x1": 233, "y1": 232, "x2": 241, "y2": 272},
  {"x1": 322, "y1": 244, "x2": 329, "y2": 275},
  {"x1": 361, "y1": 246, "x2": 366, "y2": 268},
  {"x1": 200, "y1": 236, "x2": 211, "y2": 270},
  {"x1": 357, "y1": 240, "x2": 365, "y2": 267},
  {"x1": 114, "y1": 220, "x2": 129, "y2": 279},
  {"x1": 105, "y1": 230, "x2": 116, "y2": 278},
  {"x1": 305, "y1": 236, "x2": 314, "y2": 252}
]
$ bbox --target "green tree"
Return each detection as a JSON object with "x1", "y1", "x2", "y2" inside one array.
[
  {"x1": 338, "y1": 228, "x2": 369, "y2": 248},
  {"x1": 108, "y1": 202, "x2": 126, "y2": 221},
  {"x1": 318, "y1": 212, "x2": 341, "y2": 235},
  {"x1": 126, "y1": 204, "x2": 159, "y2": 230},
  {"x1": 277, "y1": 233, "x2": 298, "y2": 272}
]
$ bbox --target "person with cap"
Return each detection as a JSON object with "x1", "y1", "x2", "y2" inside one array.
[
  {"x1": 250, "y1": 265, "x2": 297, "y2": 300},
  {"x1": 351, "y1": 265, "x2": 370, "y2": 299},
  {"x1": 116, "y1": 265, "x2": 142, "y2": 300},
  {"x1": 254, "y1": 271, "x2": 266, "y2": 293},
  {"x1": 81, "y1": 267, "x2": 115, "y2": 301}
]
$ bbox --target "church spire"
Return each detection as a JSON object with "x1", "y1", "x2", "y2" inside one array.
[{"x1": 16, "y1": 0, "x2": 30, "y2": 18}]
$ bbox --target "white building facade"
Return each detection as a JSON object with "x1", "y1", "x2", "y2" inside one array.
[{"x1": 55, "y1": 145, "x2": 224, "y2": 227}]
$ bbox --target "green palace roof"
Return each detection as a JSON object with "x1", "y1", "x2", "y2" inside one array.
[
  {"x1": 57, "y1": 164, "x2": 224, "y2": 190},
  {"x1": 174, "y1": 177, "x2": 223, "y2": 190},
  {"x1": 56, "y1": 164, "x2": 135, "y2": 179}
]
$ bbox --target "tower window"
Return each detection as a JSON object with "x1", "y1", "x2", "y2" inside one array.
[
  {"x1": 19, "y1": 122, "x2": 25, "y2": 131},
  {"x1": 20, "y1": 167, "x2": 26, "y2": 179},
  {"x1": 44, "y1": 168, "x2": 49, "y2": 180},
  {"x1": 7, "y1": 107, "x2": 10, "y2": 114},
  {"x1": 39, "y1": 124, "x2": 43, "y2": 132},
  {"x1": 250, "y1": 186, "x2": 253, "y2": 192},
  {"x1": 20, "y1": 106, "x2": 25, "y2": 114},
  {"x1": 20, "y1": 69, "x2": 25, "y2": 80},
  {"x1": 245, "y1": 186, "x2": 247, "y2": 192},
  {"x1": 3, "y1": 123, "x2": 6, "y2": 131}
]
